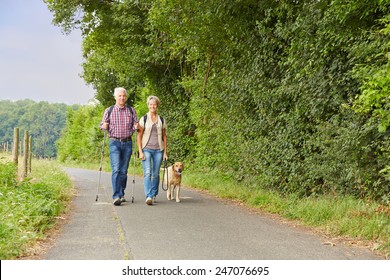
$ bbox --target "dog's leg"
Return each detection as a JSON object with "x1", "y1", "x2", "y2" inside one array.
[
  {"x1": 167, "y1": 184, "x2": 171, "y2": 200},
  {"x1": 171, "y1": 184, "x2": 175, "y2": 201},
  {"x1": 176, "y1": 184, "x2": 181, "y2": 203}
]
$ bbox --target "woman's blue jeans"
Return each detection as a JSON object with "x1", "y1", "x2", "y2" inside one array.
[
  {"x1": 141, "y1": 148, "x2": 163, "y2": 199},
  {"x1": 109, "y1": 139, "x2": 132, "y2": 199}
]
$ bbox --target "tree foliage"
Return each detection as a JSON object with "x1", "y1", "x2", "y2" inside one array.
[
  {"x1": 56, "y1": 104, "x2": 104, "y2": 162},
  {"x1": 0, "y1": 100, "x2": 70, "y2": 158},
  {"x1": 45, "y1": 0, "x2": 390, "y2": 202}
]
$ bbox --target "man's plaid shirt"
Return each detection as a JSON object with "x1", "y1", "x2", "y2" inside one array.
[{"x1": 101, "y1": 105, "x2": 138, "y2": 139}]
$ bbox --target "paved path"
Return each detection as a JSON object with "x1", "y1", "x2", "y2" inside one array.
[{"x1": 42, "y1": 168, "x2": 383, "y2": 260}]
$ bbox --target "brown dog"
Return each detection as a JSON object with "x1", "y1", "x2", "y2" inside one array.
[{"x1": 166, "y1": 162, "x2": 184, "y2": 202}]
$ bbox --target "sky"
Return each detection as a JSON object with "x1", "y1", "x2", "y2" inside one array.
[{"x1": 0, "y1": 0, "x2": 95, "y2": 105}]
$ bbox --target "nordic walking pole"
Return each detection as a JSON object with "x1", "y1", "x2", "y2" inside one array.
[
  {"x1": 131, "y1": 130, "x2": 136, "y2": 203},
  {"x1": 161, "y1": 159, "x2": 168, "y2": 191},
  {"x1": 96, "y1": 131, "x2": 107, "y2": 201}
]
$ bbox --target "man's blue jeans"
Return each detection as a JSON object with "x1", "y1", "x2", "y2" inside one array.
[
  {"x1": 109, "y1": 139, "x2": 132, "y2": 199},
  {"x1": 141, "y1": 148, "x2": 163, "y2": 199}
]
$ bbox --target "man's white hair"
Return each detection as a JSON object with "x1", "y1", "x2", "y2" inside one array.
[{"x1": 114, "y1": 87, "x2": 127, "y2": 97}]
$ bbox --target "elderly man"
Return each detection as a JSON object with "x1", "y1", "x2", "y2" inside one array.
[{"x1": 100, "y1": 87, "x2": 138, "y2": 205}]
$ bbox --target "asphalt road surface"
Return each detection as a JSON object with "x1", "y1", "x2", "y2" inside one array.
[{"x1": 42, "y1": 168, "x2": 383, "y2": 260}]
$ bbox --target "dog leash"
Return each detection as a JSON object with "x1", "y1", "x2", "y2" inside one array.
[{"x1": 160, "y1": 159, "x2": 168, "y2": 191}]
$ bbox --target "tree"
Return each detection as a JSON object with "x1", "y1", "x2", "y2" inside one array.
[
  {"x1": 0, "y1": 100, "x2": 68, "y2": 158},
  {"x1": 45, "y1": 0, "x2": 390, "y2": 201}
]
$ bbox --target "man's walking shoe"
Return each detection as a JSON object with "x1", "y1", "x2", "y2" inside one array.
[
  {"x1": 120, "y1": 197, "x2": 126, "y2": 203},
  {"x1": 146, "y1": 197, "x2": 153, "y2": 205},
  {"x1": 152, "y1": 196, "x2": 157, "y2": 203},
  {"x1": 113, "y1": 198, "x2": 122, "y2": 206}
]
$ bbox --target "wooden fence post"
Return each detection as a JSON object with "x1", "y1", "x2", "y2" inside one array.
[
  {"x1": 22, "y1": 131, "x2": 29, "y2": 179},
  {"x1": 28, "y1": 135, "x2": 32, "y2": 173},
  {"x1": 12, "y1": 128, "x2": 19, "y2": 165}
]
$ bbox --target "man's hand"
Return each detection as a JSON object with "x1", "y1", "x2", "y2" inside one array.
[{"x1": 101, "y1": 122, "x2": 109, "y2": 130}]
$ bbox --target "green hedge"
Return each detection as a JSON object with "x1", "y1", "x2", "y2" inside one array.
[{"x1": 47, "y1": 0, "x2": 390, "y2": 202}]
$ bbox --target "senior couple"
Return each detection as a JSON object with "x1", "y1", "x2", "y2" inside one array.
[{"x1": 100, "y1": 87, "x2": 167, "y2": 206}]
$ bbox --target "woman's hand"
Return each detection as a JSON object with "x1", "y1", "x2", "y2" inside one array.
[{"x1": 139, "y1": 151, "x2": 145, "y2": 161}]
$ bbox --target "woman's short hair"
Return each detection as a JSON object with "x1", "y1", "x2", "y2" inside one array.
[
  {"x1": 147, "y1": 95, "x2": 160, "y2": 105},
  {"x1": 114, "y1": 87, "x2": 127, "y2": 97}
]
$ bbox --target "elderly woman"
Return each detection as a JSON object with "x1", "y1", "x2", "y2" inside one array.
[{"x1": 137, "y1": 95, "x2": 168, "y2": 205}]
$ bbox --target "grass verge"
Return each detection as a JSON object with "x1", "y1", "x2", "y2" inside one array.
[{"x1": 0, "y1": 155, "x2": 73, "y2": 259}]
